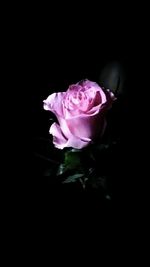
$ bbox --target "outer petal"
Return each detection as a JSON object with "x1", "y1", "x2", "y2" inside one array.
[
  {"x1": 57, "y1": 117, "x2": 74, "y2": 139},
  {"x1": 43, "y1": 92, "x2": 66, "y2": 117},
  {"x1": 50, "y1": 122, "x2": 91, "y2": 149},
  {"x1": 49, "y1": 123, "x2": 68, "y2": 149},
  {"x1": 86, "y1": 88, "x2": 116, "y2": 115},
  {"x1": 66, "y1": 113, "x2": 105, "y2": 140},
  {"x1": 78, "y1": 79, "x2": 101, "y2": 91},
  {"x1": 58, "y1": 117, "x2": 92, "y2": 147},
  {"x1": 65, "y1": 136, "x2": 91, "y2": 149}
]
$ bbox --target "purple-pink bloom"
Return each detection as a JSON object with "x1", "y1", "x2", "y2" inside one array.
[{"x1": 43, "y1": 79, "x2": 116, "y2": 149}]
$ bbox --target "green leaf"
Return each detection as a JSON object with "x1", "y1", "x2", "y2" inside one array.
[
  {"x1": 63, "y1": 174, "x2": 84, "y2": 183},
  {"x1": 70, "y1": 149, "x2": 82, "y2": 153},
  {"x1": 57, "y1": 149, "x2": 84, "y2": 176},
  {"x1": 78, "y1": 177, "x2": 88, "y2": 189},
  {"x1": 57, "y1": 164, "x2": 67, "y2": 175},
  {"x1": 64, "y1": 151, "x2": 81, "y2": 168}
]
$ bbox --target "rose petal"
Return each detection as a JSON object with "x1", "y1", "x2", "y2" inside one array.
[
  {"x1": 43, "y1": 92, "x2": 66, "y2": 117},
  {"x1": 66, "y1": 136, "x2": 91, "y2": 149},
  {"x1": 78, "y1": 79, "x2": 100, "y2": 91},
  {"x1": 49, "y1": 122, "x2": 91, "y2": 149},
  {"x1": 49, "y1": 123, "x2": 68, "y2": 149},
  {"x1": 67, "y1": 113, "x2": 105, "y2": 140}
]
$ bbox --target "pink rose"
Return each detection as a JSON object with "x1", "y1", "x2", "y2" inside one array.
[{"x1": 43, "y1": 79, "x2": 115, "y2": 149}]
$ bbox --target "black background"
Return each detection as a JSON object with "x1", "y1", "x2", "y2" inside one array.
[
  {"x1": 4, "y1": 6, "x2": 148, "y2": 256},
  {"x1": 28, "y1": 40, "x2": 132, "y2": 203},
  {"x1": 10, "y1": 5, "x2": 145, "y2": 227}
]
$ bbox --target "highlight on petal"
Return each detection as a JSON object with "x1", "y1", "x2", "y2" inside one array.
[
  {"x1": 78, "y1": 79, "x2": 101, "y2": 91},
  {"x1": 66, "y1": 113, "x2": 105, "y2": 140},
  {"x1": 66, "y1": 135, "x2": 91, "y2": 149},
  {"x1": 43, "y1": 92, "x2": 66, "y2": 117},
  {"x1": 49, "y1": 122, "x2": 68, "y2": 149},
  {"x1": 43, "y1": 93, "x2": 56, "y2": 110},
  {"x1": 49, "y1": 122, "x2": 91, "y2": 149}
]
